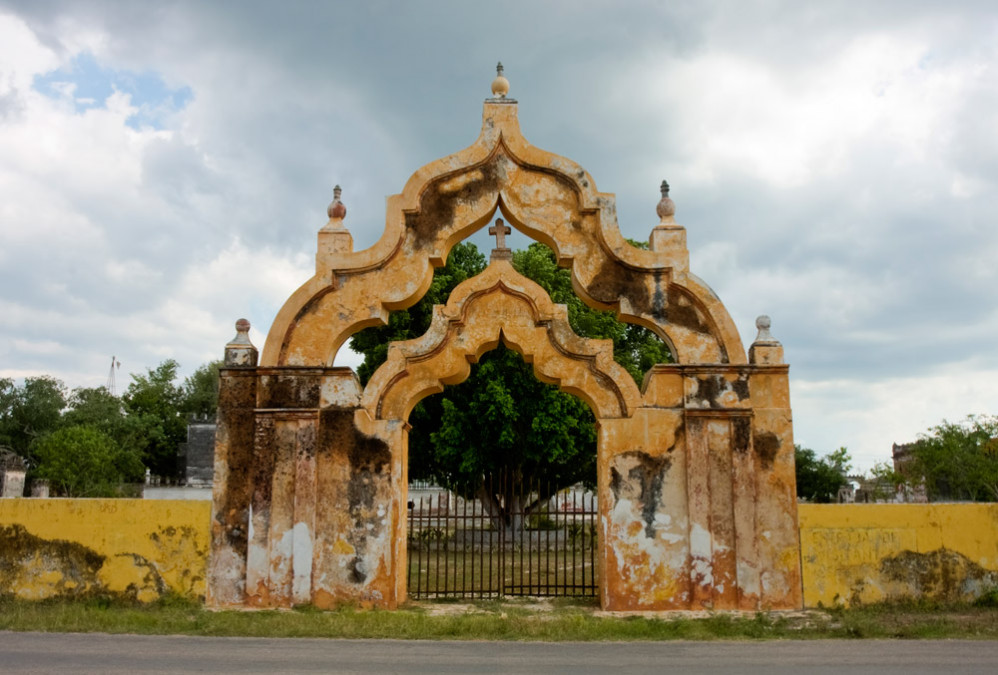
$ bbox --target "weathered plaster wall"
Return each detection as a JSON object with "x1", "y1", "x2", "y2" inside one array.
[
  {"x1": 3, "y1": 500, "x2": 997, "y2": 607},
  {"x1": 798, "y1": 503, "x2": 998, "y2": 606},
  {"x1": 0, "y1": 499, "x2": 210, "y2": 602}
]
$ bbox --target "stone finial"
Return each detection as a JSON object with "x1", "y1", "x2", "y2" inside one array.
[
  {"x1": 656, "y1": 179, "x2": 675, "y2": 222},
  {"x1": 749, "y1": 314, "x2": 783, "y2": 365},
  {"x1": 327, "y1": 185, "x2": 347, "y2": 220},
  {"x1": 754, "y1": 315, "x2": 775, "y2": 343},
  {"x1": 491, "y1": 62, "x2": 510, "y2": 98},
  {"x1": 225, "y1": 318, "x2": 258, "y2": 367},
  {"x1": 229, "y1": 319, "x2": 253, "y2": 346}
]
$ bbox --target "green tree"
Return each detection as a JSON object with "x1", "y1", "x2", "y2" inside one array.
[
  {"x1": 350, "y1": 241, "x2": 672, "y2": 530},
  {"x1": 794, "y1": 445, "x2": 850, "y2": 503},
  {"x1": 350, "y1": 243, "x2": 487, "y2": 384},
  {"x1": 869, "y1": 461, "x2": 908, "y2": 501},
  {"x1": 512, "y1": 242, "x2": 672, "y2": 383},
  {"x1": 33, "y1": 425, "x2": 144, "y2": 497},
  {"x1": 419, "y1": 344, "x2": 597, "y2": 532},
  {"x1": 122, "y1": 360, "x2": 187, "y2": 480},
  {"x1": 181, "y1": 360, "x2": 222, "y2": 419},
  {"x1": 905, "y1": 415, "x2": 998, "y2": 502},
  {"x1": 0, "y1": 376, "x2": 67, "y2": 461},
  {"x1": 62, "y1": 386, "x2": 125, "y2": 436}
]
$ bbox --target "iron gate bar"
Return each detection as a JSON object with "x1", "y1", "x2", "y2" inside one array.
[{"x1": 407, "y1": 473, "x2": 597, "y2": 600}]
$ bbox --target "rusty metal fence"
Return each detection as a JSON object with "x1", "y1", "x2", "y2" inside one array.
[{"x1": 406, "y1": 475, "x2": 598, "y2": 599}]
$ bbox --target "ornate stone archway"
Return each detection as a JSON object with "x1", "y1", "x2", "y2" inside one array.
[{"x1": 207, "y1": 72, "x2": 803, "y2": 611}]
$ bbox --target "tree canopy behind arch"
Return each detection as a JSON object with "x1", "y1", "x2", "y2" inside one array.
[{"x1": 349, "y1": 241, "x2": 673, "y2": 530}]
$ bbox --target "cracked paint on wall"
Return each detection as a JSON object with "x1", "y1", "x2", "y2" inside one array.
[
  {"x1": 207, "y1": 80, "x2": 804, "y2": 611},
  {"x1": 0, "y1": 500, "x2": 210, "y2": 602}
]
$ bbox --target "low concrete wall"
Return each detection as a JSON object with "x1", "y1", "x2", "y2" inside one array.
[
  {"x1": 798, "y1": 503, "x2": 998, "y2": 606},
  {"x1": 0, "y1": 499, "x2": 211, "y2": 602},
  {"x1": 3, "y1": 500, "x2": 997, "y2": 606}
]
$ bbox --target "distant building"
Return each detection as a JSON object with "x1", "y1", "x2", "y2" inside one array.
[
  {"x1": 891, "y1": 442, "x2": 928, "y2": 503},
  {"x1": 1, "y1": 448, "x2": 27, "y2": 498},
  {"x1": 178, "y1": 416, "x2": 216, "y2": 488}
]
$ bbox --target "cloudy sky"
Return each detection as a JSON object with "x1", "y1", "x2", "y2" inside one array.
[{"x1": 1, "y1": 0, "x2": 996, "y2": 470}]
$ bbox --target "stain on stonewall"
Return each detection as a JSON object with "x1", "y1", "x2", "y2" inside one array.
[
  {"x1": 0, "y1": 524, "x2": 105, "y2": 598},
  {"x1": 880, "y1": 549, "x2": 998, "y2": 602},
  {"x1": 322, "y1": 409, "x2": 392, "y2": 585},
  {"x1": 257, "y1": 372, "x2": 322, "y2": 409},
  {"x1": 732, "y1": 418, "x2": 752, "y2": 455},
  {"x1": 689, "y1": 374, "x2": 750, "y2": 409},
  {"x1": 610, "y1": 451, "x2": 673, "y2": 539},
  {"x1": 407, "y1": 155, "x2": 503, "y2": 250},
  {"x1": 588, "y1": 258, "x2": 651, "y2": 310},
  {"x1": 215, "y1": 369, "x2": 256, "y2": 551},
  {"x1": 754, "y1": 431, "x2": 780, "y2": 470}
]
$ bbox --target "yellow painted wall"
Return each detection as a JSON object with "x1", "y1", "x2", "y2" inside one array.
[
  {"x1": 0, "y1": 499, "x2": 211, "y2": 602},
  {"x1": 798, "y1": 503, "x2": 998, "y2": 607},
  {"x1": 3, "y1": 500, "x2": 997, "y2": 607}
]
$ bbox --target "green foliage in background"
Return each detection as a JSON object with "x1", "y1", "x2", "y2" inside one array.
[
  {"x1": 32, "y1": 426, "x2": 144, "y2": 497},
  {"x1": 906, "y1": 415, "x2": 998, "y2": 502},
  {"x1": 0, "y1": 358, "x2": 222, "y2": 494},
  {"x1": 350, "y1": 241, "x2": 672, "y2": 528},
  {"x1": 795, "y1": 445, "x2": 851, "y2": 503}
]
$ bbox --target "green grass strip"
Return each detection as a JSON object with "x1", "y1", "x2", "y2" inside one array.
[{"x1": 1, "y1": 595, "x2": 996, "y2": 641}]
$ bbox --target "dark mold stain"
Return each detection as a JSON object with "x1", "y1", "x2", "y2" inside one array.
[
  {"x1": 610, "y1": 451, "x2": 673, "y2": 538},
  {"x1": 663, "y1": 286, "x2": 713, "y2": 335},
  {"x1": 689, "y1": 374, "x2": 750, "y2": 408},
  {"x1": 732, "y1": 418, "x2": 752, "y2": 455},
  {"x1": 407, "y1": 156, "x2": 504, "y2": 251},
  {"x1": 345, "y1": 426, "x2": 391, "y2": 517},
  {"x1": 588, "y1": 258, "x2": 651, "y2": 310},
  {"x1": 0, "y1": 524, "x2": 105, "y2": 598},
  {"x1": 347, "y1": 556, "x2": 366, "y2": 584},
  {"x1": 587, "y1": 272, "x2": 722, "y2": 361},
  {"x1": 652, "y1": 271, "x2": 666, "y2": 321},
  {"x1": 113, "y1": 552, "x2": 168, "y2": 598},
  {"x1": 879, "y1": 549, "x2": 998, "y2": 603},
  {"x1": 214, "y1": 370, "x2": 257, "y2": 552},
  {"x1": 251, "y1": 417, "x2": 278, "y2": 515},
  {"x1": 258, "y1": 373, "x2": 321, "y2": 409},
  {"x1": 149, "y1": 526, "x2": 207, "y2": 596},
  {"x1": 754, "y1": 431, "x2": 780, "y2": 470},
  {"x1": 321, "y1": 408, "x2": 392, "y2": 586}
]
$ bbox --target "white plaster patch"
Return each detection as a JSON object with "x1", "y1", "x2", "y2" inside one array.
[
  {"x1": 689, "y1": 523, "x2": 712, "y2": 556},
  {"x1": 291, "y1": 521, "x2": 313, "y2": 603},
  {"x1": 691, "y1": 557, "x2": 714, "y2": 586}
]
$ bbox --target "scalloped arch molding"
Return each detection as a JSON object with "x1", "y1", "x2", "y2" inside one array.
[{"x1": 207, "y1": 92, "x2": 803, "y2": 611}]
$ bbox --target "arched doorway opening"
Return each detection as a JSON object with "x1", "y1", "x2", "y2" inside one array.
[
  {"x1": 403, "y1": 341, "x2": 600, "y2": 600},
  {"x1": 357, "y1": 255, "x2": 643, "y2": 604}
]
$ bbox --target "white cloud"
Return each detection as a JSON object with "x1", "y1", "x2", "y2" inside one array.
[
  {"x1": 793, "y1": 361, "x2": 998, "y2": 472},
  {"x1": 0, "y1": 1, "x2": 995, "y2": 473}
]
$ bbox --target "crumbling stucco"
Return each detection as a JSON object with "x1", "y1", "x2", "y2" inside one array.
[{"x1": 207, "y1": 87, "x2": 802, "y2": 611}]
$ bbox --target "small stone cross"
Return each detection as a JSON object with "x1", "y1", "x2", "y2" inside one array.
[{"x1": 489, "y1": 218, "x2": 511, "y2": 250}]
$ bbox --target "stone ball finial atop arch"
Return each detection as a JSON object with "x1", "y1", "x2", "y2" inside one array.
[{"x1": 260, "y1": 91, "x2": 746, "y2": 371}]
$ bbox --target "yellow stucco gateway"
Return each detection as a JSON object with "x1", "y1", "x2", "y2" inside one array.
[{"x1": 206, "y1": 69, "x2": 803, "y2": 611}]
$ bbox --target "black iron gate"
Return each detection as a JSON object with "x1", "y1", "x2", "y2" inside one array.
[{"x1": 406, "y1": 476, "x2": 598, "y2": 599}]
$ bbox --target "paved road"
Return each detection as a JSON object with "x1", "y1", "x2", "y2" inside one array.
[{"x1": 2, "y1": 632, "x2": 996, "y2": 674}]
